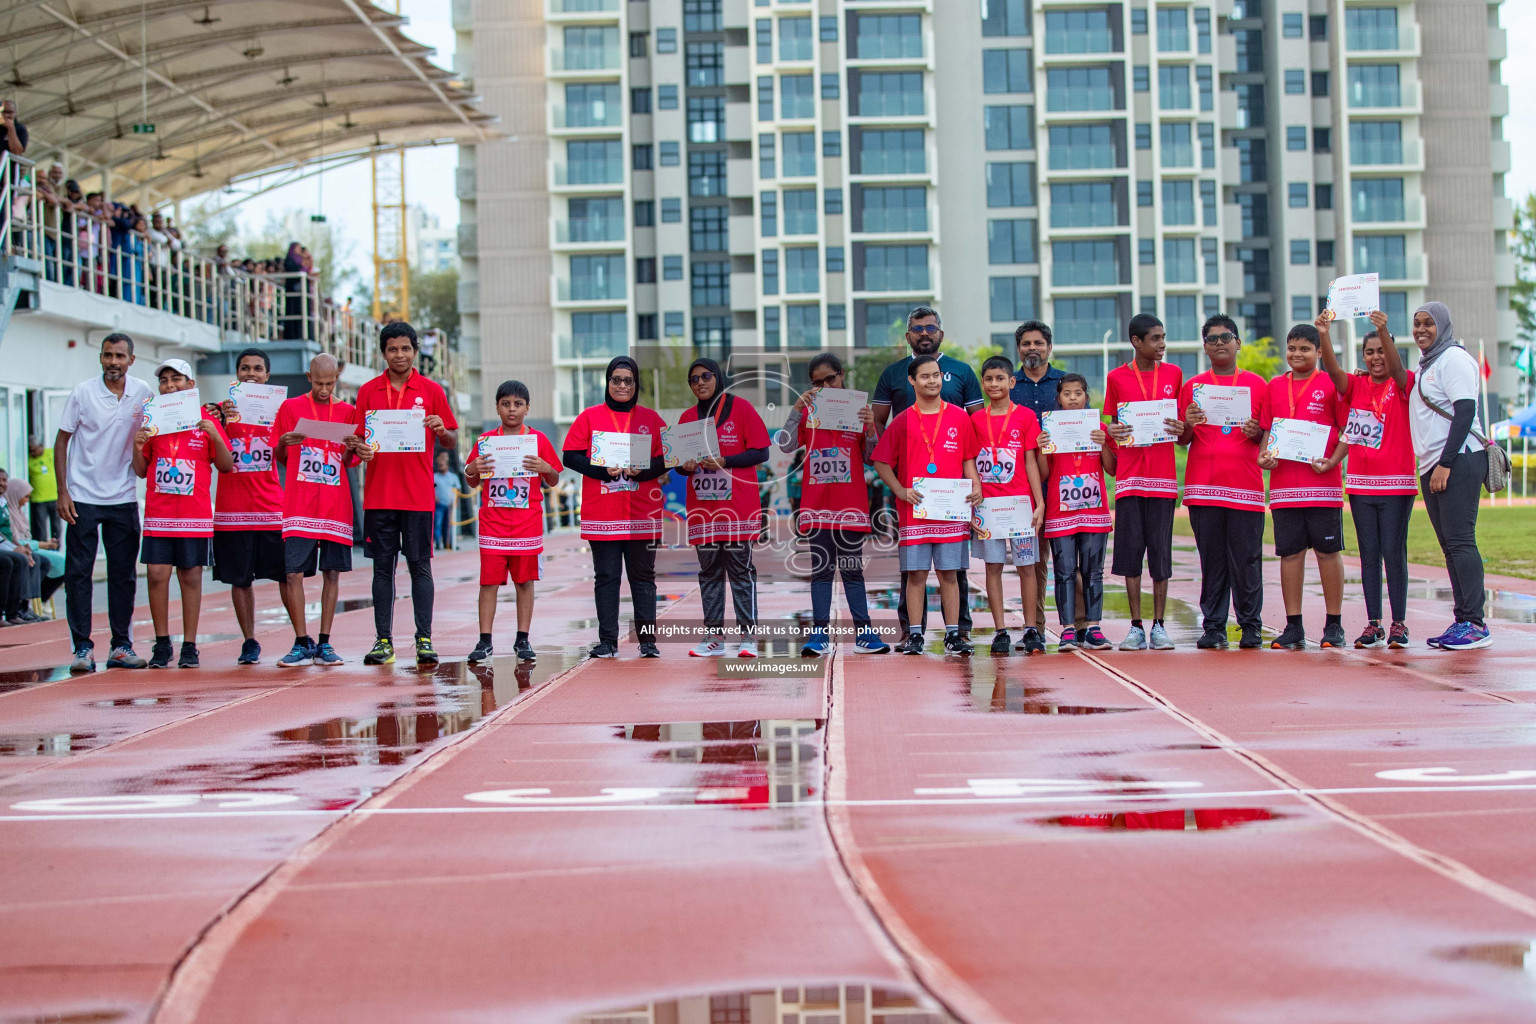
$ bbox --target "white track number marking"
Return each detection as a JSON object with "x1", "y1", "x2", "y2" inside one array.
[
  {"x1": 464, "y1": 787, "x2": 686, "y2": 805},
  {"x1": 12, "y1": 793, "x2": 300, "y2": 813},
  {"x1": 1375, "y1": 767, "x2": 1536, "y2": 783},
  {"x1": 913, "y1": 778, "x2": 1203, "y2": 798}
]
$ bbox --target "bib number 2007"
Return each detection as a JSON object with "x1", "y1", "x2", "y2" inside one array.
[{"x1": 153, "y1": 458, "x2": 195, "y2": 496}]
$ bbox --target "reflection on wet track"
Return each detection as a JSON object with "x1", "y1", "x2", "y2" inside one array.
[{"x1": 573, "y1": 983, "x2": 957, "y2": 1023}]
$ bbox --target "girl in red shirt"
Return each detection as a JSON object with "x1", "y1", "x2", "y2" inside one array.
[{"x1": 1036, "y1": 374, "x2": 1112, "y2": 652}]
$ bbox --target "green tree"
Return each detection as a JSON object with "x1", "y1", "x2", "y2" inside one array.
[
  {"x1": 1237, "y1": 336, "x2": 1283, "y2": 379},
  {"x1": 1512, "y1": 192, "x2": 1536, "y2": 343},
  {"x1": 409, "y1": 264, "x2": 460, "y2": 341}
]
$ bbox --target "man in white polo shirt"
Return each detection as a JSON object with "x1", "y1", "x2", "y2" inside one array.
[{"x1": 55, "y1": 333, "x2": 155, "y2": 672}]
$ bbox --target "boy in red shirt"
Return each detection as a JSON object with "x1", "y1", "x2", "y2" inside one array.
[
  {"x1": 872, "y1": 354, "x2": 982, "y2": 656},
  {"x1": 1178, "y1": 314, "x2": 1270, "y2": 650},
  {"x1": 1101, "y1": 314, "x2": 1185, "y2": 651},
  {"x1": 1258, "y1": 323, "x2": 1350, "y2": 649},
  {"x1": 132, "y1": 358, "x2": 234, "y2": 668},
  {"x1": 214, "y1": 347, "x2": 286, "y2": 665},
  {"x1": 464, "y1": 380, "x2": 562, "y2": 665},
  {"x1": 353, "y1": 322, "x2": 458, "y2": 666}
]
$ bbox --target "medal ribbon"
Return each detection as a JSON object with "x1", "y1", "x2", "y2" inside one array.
[
  {"x1": 916, "y1": 402, "x2": 947, "y2": 474},
  {"x1": 1286, "y1": 370, "x2": 1317, "y2": 418}
]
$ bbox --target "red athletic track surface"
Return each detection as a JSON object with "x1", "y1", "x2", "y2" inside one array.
[{"x1": 3, "y1": 529, "x2": 1536, "y2": 1023}]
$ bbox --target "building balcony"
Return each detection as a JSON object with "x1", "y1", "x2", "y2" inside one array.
[
  {"x1": 1347, "y1": 81, "x2": 1422, "y2": 116},
  {"x1": 551, "y1": 104, "x2": 624, "y2": 133},
  {"x1": 1352, "y1": 196, "x2": 1425, "y2": 230},
  {"x1": 1489, "y1": 83, "x2": 1509, "y2": 119},
  {"x1": 1490, "y1": 26, "x2": 1508, "y2": 62},
  {"x1": 549, "y1": 45, "x2": 622, "y2": 76},
  {"x1": 730, "y1": 270, "x2": 758, "y2": 311},
  {"x1": 1348, "y1": 140, "x2": 1423, "y2": 172},
  {"x1": 551, "y1": 160, "x2": 626, "y2": 190},
  {"x1": 729, "y1": 215, "x2": 756, "y2": 256},
  {"x1": 548, "y1": 0, "x2": 619, "y2": 16},
  {"x1": 553, "y1": 220, "x2": 627, "y2": 247},
  {"x1": 727, "y1": 158, "x2": 755, "y2": 198},
  {"x1": 725, "y1": 45, "x2": 751, "y2": 86},
  {"x1": 1496, "y1": 251, "x2": 1517, "y2": 288},
  {"x1": 1345, "y1": 23, "x2": 1420, "y2": 58},
  {"x1": 1492, "y1": 139, "x2": 1512, "y2": 175},
  {"x1": 557, "y1": 333, "x2": 629, "y2": 360},
  {"x1": 1494, "y1": 195, "x2": 1514, "y2": 232}
]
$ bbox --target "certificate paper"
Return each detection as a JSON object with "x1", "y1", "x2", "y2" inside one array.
[
  {"x1": 1325, "y1": 273, "x2": 1380, "y2": 321},
  {"x1": 365, "y1": 409, "x2": 427, "y2": 453},
  {"x1": 973, "y1": 495, "x2": 1034, "y2": 539},
  {"x1": 804, "y1": 388, "x2": 868, "y2": 433},
  {"x1": 294, "y1": 418, "x2": 357, "y2": 444},
  {"x1": 1264, "y1": 417, "x2": 1332, "y2": 463},
  {"x1": 1117, "y1": 399, "x2": 1178, "y2": 447},
  {"x1": 910, "y1": 477, "x2": 972, "y2": 522},
  {"x1": 590, "y1": 431, "x2": 649, "y2": 470},
  {"x1": 142, "y1": 389, "x2": 202, "y2": 435},
  {"x1": 1191, "y1": 383, "x2": 1252, "y2": 428},
  {"x1": 227, "y1": 381, "x2": 287, "y2": 427},
  {"x1": 480, "y1": 434, "x2": 539, "y2": 477},
  {"x1": 1039, "y1": 410, "x2": 1101, "y2": 454},
  {"x1": 662, "y1": 419, "x2": 719, "y2": 468}
]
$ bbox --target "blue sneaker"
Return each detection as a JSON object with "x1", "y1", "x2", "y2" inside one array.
[
  {"x1": 311, "y1": 642, "x2": 344, "y2": 666},
  {"x1": 854, "y1": 630, "x2": 891, "y2": 654},
  {"x1": 278, "y1": 641, "x2": 315, "y2": 667},
  {"x1": 1425, "y1": 624, "x2": 1456, "y2": 649},
  {"x1": 237, "y1": 638, "x2": 261, "y2": 665},
  {"x1": 800, "y1": 630, "x2": 831, "y2": 657},
  {"x1": 1057, "y1": 627, "x2": 1079, "y2": 652},
  {"x1": 1439, "y1": 621, "x2": 1492, "y2": 651}
]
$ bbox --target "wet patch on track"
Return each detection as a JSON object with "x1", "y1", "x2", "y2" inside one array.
[
  {"x1": 571, "y1": 982, "x2": 958, "y2": 1022},
  {"x1": 1038, "y1": 807, "x2": 1282, "y2": 832}
]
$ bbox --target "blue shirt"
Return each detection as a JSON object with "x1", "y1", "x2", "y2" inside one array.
[
  {"x1": 433, "y1": 470, "x2": 458, "y2": 507},
  {"x1": 1009, "y1": 365, "x2": 1066, "y2": 420},
  {"x1": 872, "y1": 353, "x2": 983, "y2": 419}
]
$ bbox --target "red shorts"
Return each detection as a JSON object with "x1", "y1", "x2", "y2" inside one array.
[{"x1": 480, "y1": 550, "x2": 542, "y2": 586}]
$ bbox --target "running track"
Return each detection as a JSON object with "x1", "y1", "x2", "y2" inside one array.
[{"x1": 3, "y1": 531, "x2": 1536, "y2": 1022}]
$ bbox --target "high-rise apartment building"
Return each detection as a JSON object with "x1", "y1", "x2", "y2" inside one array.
[{"x1": 455, "y1": 0, "x2": 1512, "y2": 435}]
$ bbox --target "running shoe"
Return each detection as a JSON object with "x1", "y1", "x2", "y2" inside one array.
[
  {"x1": 1196, "y1": 627, "x2": 1229, "y2": 650},
  {"x1": 178, "y1": 643, "x2": 200, "y2": 669},
  {"x1": 943, "y1": 632, "x2": 973, "y2": 656},
  {"x1": 363, "y1": 637, "x2": 396, "y2": 665},
  {"x1": 415, "y1": 636, "x2": 440, "y2": 665},
  {"x1": 1080, "y1": 626, "x2": 1113, "y2": 650},
  {"x1": 1019, "y1": 627, "x2": 1047, "y2": 655},
  {"x1": 1238, "y1": 625, "x2": 1264, "y2": 649},
  {"x1": 854, "y1": 630, "x2": 891, "y2": 654},
  {"x1": 990, "y1": 630, "x2": 1011, "y2": 656},
  {"x1": 514, "y1": 637, "x2": 537, "y2": 662},
  {"x1": 897, "y1": 632, "x2": 926, "y2": 655},
  {"x1": 147, "y1": 639, "x2": 174, "y2": 669},
  {"x1": 278, "y1": 641, "x2": 314, "y2": 667},
  {"x1": 1438, "y1": 621, "x2": 1492, "y2": 651},
  {"x1": 638, "y1": 641, "x2": 661, "y2": 658},
  {"x1": 1387, "y1": 622, "x2": 1410, "y2": 649},
  {"x1": 237, "y1": 638, "x2": 261, "y2": 665},
  {"x1": 1320, "y1": 622, "x2": 1347, "y2": 649},
  {"x1": 801, "y1": 631, "x2": 831, "y2": 657},
  {"x1": 689, "y1": 637, "x2": 726, "y2": 658},
  {"x1": 70, "y1": 644, "x2": 96, "y2": 674},
  {"x1": 589, "y1": 641, "x2": 618, "y2": 659},
  {"x1": 311, "y1": 643, "x2": 344, "y2": 667},
  {"x1": 1149, "y1": 623, "x2": 1175, "y2": 650},
  {"x1": 1354, "y1": 623, "x2": 1386, "y2": 649},
  {"x1": 1271, "y1": 623, "x2": 1307, "y2": 650},
  {"x1": 1426, "y1": 624, "x2": 1454, "y2": 649},
  {"x1": 10, "y1": 609, "x2": 42, "y2": 624},
  {"x1": 467, "y1": 638, "x2": 494, "y2": 665},
  {"x1": 736, "y1": 639, "x2": 759, "y2": 658},
  {"x1": 106, "y1": 645, "x2": 146, "y2": 669},
  {"x1": 1056, "y1": 627, "x2": 1079, "y2": 652},
  {"x1": 1118, "y1": 625, "x2": 1148, "y2": 651}
]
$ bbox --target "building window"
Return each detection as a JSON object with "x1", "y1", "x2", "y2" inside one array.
[
  {"x1": 1195, "y1": 7, "x2": 1212, "y2": 52},
  {"x1": 786, "y1": 247, "x2": 819, "y2": 293},
  {"x1": 787, "y1": 304, "x2": 822, "y2": 348},
  {"x1": 656, "y1": 27, "x2": 677, "y2": 53},
  {"x1": 691, "y1": 261, "x2": 729, "y2": 306},
  {"x1": 1312, "y1": 71, "x2": 1329, "y2": 97},
  {"x1": 1284, "y1": 69, "x2": 1306, "y2": 94},
  {"x1": 1049, "y1": 66, "x2": 1118, "y2": 111},
  {"x1": 759, "y1": 133, "x2": 777, "y2": 178},
  {"x1": 782, "y1": 74, "x2": 816, "y2": 118},
  {"x1": 985, "y1": 105, "x2": 1035, "y2": 150},
  {"x1": 1235, "y1": 28, "x2": 1263, "y2": 71},
  {"x1": 1157, "y1": 65, "x2": 1191, "y2": 109},
  {"x1": 820, "y1": 15, "x2": 838, "y2": 42},
  {"x1": 854, "y1": 13, "x2": 924, "y2": 58},
  {"x1": 756, "y1": 19, "x2": 773, "y2": 63},
  {"x1": 982, "y1": 0, "x2": 1028, "y2": 38},
  {"x1": 632, "y1": 144, "x2": 654, "y2": 171},
  {"x1": 853, "y1": 127, "x2": 926, "y2": 174},
  {"x1": 858, "y1": 300, "x2": 919, "y2": 347},
  {"x1": 1045, "y1": 9, "x2": 1115, "y2": 53},
  {"x1": 1288, "y1": 182, "x2": 1309, "y2": 208},
  {"x1": 692, "y1": 315, "x2": 731, "y2": 355},
  {"x1": 1135, "y1": 122, "x2": 1152, "y2": 149},
  {"x1": 564, "y1": 83, "x2": 622, "y2": 127},
  {"x1": 1162, "y1": 180, "x2": 1195, "y2": 225},
  {"x1": 828, "y1": 303, "x2": 847, "y2": 330},
  {"x1": 1202, "y1": 237, "x2": 1219, "y2": 283},
  {"x1": 634, "y1": 200, "x2": 655, "y2": 227},
  {"x1": 661, "y1": 255, "x2": 683, "y2": 281},
  {"x1": 688, "y1": 152, "x2": 726, "y2": 196},
  {"x1": 686, "y1": 42, "x2": 724, "y2": 87},
  {"x1": 1290, "y1": 240, "x2": 1311, "y2": 265},
  {"x1": 1157, "y1": 7, "x2": 1189, "y2": 50},
  {"x1": 1200, "y1": 179, "x2": 1217, "y2": 225},
  {"x1": 1318, "y1": 240, "x2": 1335, "y2": 265},
  {"x1": 1056, "y1": 296, "x2": 1121, "y2": 346},
  {"x1": 1166, "y1": 294, "x2": 1199, "y2": 342},
  {"x1": 1236, "y1": 137, "x2": 1266, "y2": 181},
  {"x1": 827, "y1": 246, "x2": 845, "y2": 272},
  {"x1": 989, "y1": 277, "x2": 1038, "y2": 322},
  {"x1": 1131, "y1": 7, "x2": 1148, "y2": 34},
  {"x1": 1051, "y1": 181, "x2": 1119, "y2": 228},
  {"x1": 763, "y1": 306, "x2": 781, "y2": 349},
  {"x1": 760, "y1": 191, "x2": 778, "y2": 236},
  {"x1": 1291, "y1": 295, "x2": 1314, "y2": 321},
  {"x1": 570, "y1": 254, "x2": 626, "y2": 300},
  {"x1": 1133, "y1": 65, "x2": 1150, "y2": 93},
  {"x1": 1160, "y1": 122, "x2": 1193, "y2": 167},
  {"x1": 628, "y1": 31, "x2": 647, "y2": 58},
  {"x1": 1311, "y1": 14, "x2": 1328, "y2": 40},
  {"x1": 1139, "y1": 238, "x2": 1156, "y2": 265},
  {"x1": 857, "y1": 244, "x2": 930, "y2": 291},
  {"x1": 662, "y1": 197, "x2": 682, "y2": 222},
  {"x1": 984, "y1": 49, "x2": 1033, "y2": 94},
  {"x1": 855, "y1": 184, "x2": 928, "y2": 231},
  {"x1": 1197, "y1": 65, "x2": 1213, "y2": 110},
  {"x1": 1286, "y1": 125, "x2": 1307, "y2": 151},
  {"x1": 685, "y1": 0, "x2": 722, "y2": 32},
  {"x1": 567, "y1": 140, "x2": 623, "y2": 184},
  {"x1": 1346, "y1": 7, "x2": 1398, "y2": 50},
  {"x1": 822, "y1": 73, "x2": 840, "y2": 99},
  {"x1": 1048, "y1": 123, "x2": 1122, "y2": 170},
  {"x1": 570, "y1": 312, "x2": 628, "y2": 359},
  {"x1": 986, "y1": 163, "x2": 1035, "y2": 208},
  {"x1": 783, "y1": 132, "x2": 816, "y2": 176},
  {"x1": 1052, "y1": 239, "x2": 1123, "y2": 287},
  {"x1": 784, "y1": 189, "x2": 818, "y2": 234},
  {"x1": 1348, "y1": 64, "x2": 1401, "y2": 108},
  {"x1": 1349, "y1": 121, "x2": 1402, "y2": 165},
  {"x1": 780, "y1": 17, "x2": 813, "y2": 60},
  {"x1": 1237, "y1": 193, "x2": 1268, "y2": 238},
  {"x1": 853, "y1": 71, "x2": 925, "y2": 117},
  {"x1": 757, "y1": 76, "x2": 774, "y2": 120},
  {"x1": 659, "y1": 141, "x2": 681, "y2": 166},
  {"x1": 688, "y1": 96, "x2": 725, "y2": 142},
  {"x1": 1199, "y1": 122, "x2": 1215, "y2": 168},
  {"x1": 691, "y1": 207, "x2": 728, "y2": 252},
  {"x1": 631, "y1": 88, "x2": 652, "y2": 114},
  {"x1": 988, "y1": 219, "x2": 1038, "y2": 264},
  {"x1": 1352, "y1": 178, "x2": 1405, "y2": 222},
  {"x1": 1136, "y1": 180, "x2": 1153, "y2": 207},
  {"x1": 637, "y1": 313, "x2": 658, "y2": 340},
  {"x1": 1316, "y1": 183, "x2": 1334, "y2": 209},
  {"x1": 1313, "y1": 127, "x2": 1331, "y2": 153},
  {"x1": 763, "y1": 250, "x2": 780, "y2": 294},
  {"x1": 824, "y1": 188, "x2": 844, "y2": 215},
  {"x1": 1282, "y1": 13, "x2": 1303, "y2": 38},
  {"x1": 1164, "y1": 238, "x2": 1197, "y2": 283},
  {"x1": 569, "y1": 197, "x2": 625, "y2": 242},
  {"x1": 823, "y1": 130, "x2": 842, "y2": 157},
  {"x1": 664, "y1": 311, "x2": 685, "y2": 338}
]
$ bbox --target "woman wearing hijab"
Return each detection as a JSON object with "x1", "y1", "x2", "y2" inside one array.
[
  {"x1": 0, "y1": 470, "x2": 53, "y2": 624},
  {"x1": 674, "y1": 358, "x2": 771, "y2": 658},
  {"x1": 282, "y1": 241, "x2": 305, "y2": 340},
  {"x1": 1407, "y1": 301, "x2": 1492, "y2": 650},
  {"x1": 563, "y1": 356, "x2": 669, "y2": 659}
]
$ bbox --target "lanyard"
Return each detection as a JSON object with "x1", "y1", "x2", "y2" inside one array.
[
  {"x1": 1367, "y1": 379, "x2": 1392, "y2": 421},
  {"x1": 1286, "y1": 370, "x2": 1317, "y2": 418},
  {"x1": 608, "y1": 407, "x2": 633, "y2": 434},
  {"x1": 1129, "y1": 360, "x2": 1159, "y2": 401},
  {"x1": 307, "y1": 394, "x2": 334, "y2": 423},
  {"x1": 984, "y1": 403, "x2": 1015, "y2": 455},
  {"x1": 916, "y1": 402, "x2": 947, "y2": 473},
  {"x1": 385, "y1": 370, "x2": 414, "y2": 411}
]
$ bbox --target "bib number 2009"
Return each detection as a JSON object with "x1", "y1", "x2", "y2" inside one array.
[
  {"x1": 1058, "y1": 474, "x2": 1103, "y2": 512},
  {"x1": 298, "y1": 447, "x2": 343, "y2": 487},
  {"x1": 976, "y1": 446, "x2": 1016, "y2": 484}
]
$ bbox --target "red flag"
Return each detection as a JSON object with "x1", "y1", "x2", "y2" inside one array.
[{"x1": 1480, "y1": 353, "x2": 1493, "y2": 381}]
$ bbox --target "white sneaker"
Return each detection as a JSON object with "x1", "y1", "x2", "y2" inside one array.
[
  {"x1": 689, "y1": 637, "x2": 726, "y2": 657},
  {"x1": 736, "y1": 638, "x2": 759, "y2": 658}
]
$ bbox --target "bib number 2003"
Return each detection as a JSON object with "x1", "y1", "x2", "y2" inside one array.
[{"x1": 486, "y1": 478, "x2": 531, "y2": 509}]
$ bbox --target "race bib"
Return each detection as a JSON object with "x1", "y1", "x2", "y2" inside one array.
[
  {"x1": 297, "y1": 445, "x2": 343, "y2": 487},
  {"x1": 230, "y1": 436, "x2": 273, "y2": 474},
  {"x1": 976, "y1": 445, "x2": 1017, "y2": 484},
  {"x1": 600, "y1": 474, "x2": 638, "y2": 494},
  {"x1": 1058, "y1": 473, "x2": 1104, "y2": 512},
  {"x1": 1343, "y1": 408, "x2": 1384, "y2": 450},
  {"x1": 807, "y1": 447, "x2": 852, "y2": 485},
  {"x1": 153, "y1": 458, "x2": 195, "y2": 496},
  {"x1": 486, "y1": 477, "x2": 531, "y2": 509},
  {"x1": 692, "y1": 467, "x2": 732, "y2": 501}
]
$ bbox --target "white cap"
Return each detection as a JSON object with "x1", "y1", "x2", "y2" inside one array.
[{"x1": 153, "y1": 357, "x2": 195, "y2": 380}]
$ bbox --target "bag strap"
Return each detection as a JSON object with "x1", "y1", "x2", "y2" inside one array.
[{"x1": 1416, "y1": 366, "x2": 1493, "y2": 449}]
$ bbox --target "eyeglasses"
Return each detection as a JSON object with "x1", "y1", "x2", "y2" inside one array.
[
  {"x1": 1203, "y1": 332, "x2": 1237, "y2": 345},
  {"x1": 688, "y1": 372, "x2": 715, "y2": 385},
  {"x1": 609, "y1": 376, "x2": 637, "y2": 386},
  {"x1": 908, "y1": 324, "x2": 941, "y2": 336},
  {"x1": 810, "y1": 374, "x2": 840, "y2": 387}
]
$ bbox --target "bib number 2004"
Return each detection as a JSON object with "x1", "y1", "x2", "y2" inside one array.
[{"x1": 1058, "y1": 474, "x2": 1103, "y2": 512}]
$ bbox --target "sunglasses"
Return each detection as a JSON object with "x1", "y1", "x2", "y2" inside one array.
[
  {"x1": 609, "y1": 376, "x2": 637, "y2": 386},
  {"x1": 908, "y1": 325, "x2": 941, "y2": 336},
  {"x1": 810, "y1": 374, "x2": 840, "y2": 387},
  {"x1": 688, "y1": 372, "x2": 715, "y2": 385},
  {"x1": 1203, "y1": 332, "x2": 1237, "y2": 345}
]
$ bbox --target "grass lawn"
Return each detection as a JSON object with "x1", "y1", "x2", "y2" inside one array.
[{"x1": 1172, "y1": 503, "x2": 1536, "y2": 579}]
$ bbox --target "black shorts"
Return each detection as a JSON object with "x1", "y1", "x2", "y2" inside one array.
[
  {"x1": 140, "y1": 535, "x2": 212, "y2": 569},
  {"x1": 1273, "y1": 506, "x2": 1345, "y2": 558},
  {"x1": 284, "y1": 536, "x2": 354, "y2": 577},
  {"x1": 363, "y1": 509, "x2": 435, "y2": 563},
  {"x1": 212, "y1": 529, "x2": 286, "y2": 587},
  {"x1": 1111, "y1": 495, "x2": 1175, "y2": 580}
]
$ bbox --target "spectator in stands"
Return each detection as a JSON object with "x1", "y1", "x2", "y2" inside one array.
[
  {"x1": 36, "y1": 165, "x2": 72, "y2": 284},
  {"x1": 146, "y1": 212, "x2": 177, "y2": 309},
  {"x1": 1, "y1": 99, "x2": 27, "y2": 156},
  {"x1": 419, "y1": 328, "x2": 439, "y2": 375},
  {"x1": 282, "y1": 241, "x2": 305, "y2": 340}
]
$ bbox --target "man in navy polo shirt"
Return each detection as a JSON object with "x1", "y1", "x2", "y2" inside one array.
[{"x1": 872, "y1": 305, "x2": 984, "y2": 640}]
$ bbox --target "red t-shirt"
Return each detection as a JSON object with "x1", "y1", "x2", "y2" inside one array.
[
  {"x1": 871, "y1": 401, "x2": 979, "y2": 546},
  {"x1": 678, "y1": 397, "x2": 771, "y2": 544},
  {"x1": 970, "y1": 404, "x2": 1040, "y2": 503},
  {"x1": 352, "y1": 370, "x2": 459, "y2": 513},
  {"x1": 475, "y1": 427, "x2": 562, "y2": 554},
  {"x1": 1042, "y1": 441, "x2": 1112, "y2": 538},
  {"x1": 1180, "y1": 370, "x2": 1270, "y2": 511},
  {"x1": 1340, "y1": 371, "x2": 1417, "y2": 496},
  {"x1": 797, "y1": 412, "x2": 873, "y2": 533},
  {"x1": 270, "y1": 395, "x2": 358, "y2": 545},
  {"x1": 565, "y1": 403, "x2": 668, "y2": 541},
  {"x1": 1102, "y1": 360, "x2": 1184, "y2": 499},
  {"x1": 1261, "y1": 371, "x2": 1343, "y2": 509},
  {"x1": 142, "y1": 422, "x2": 227, "y2": 537},
  {"x1": 215, "y1": 420, "x2": 283, "y2": 531}
]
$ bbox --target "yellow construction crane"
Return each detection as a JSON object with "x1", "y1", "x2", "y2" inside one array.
[{"x1": 371, "y1": 145, "x2": 409, "y2": 323}]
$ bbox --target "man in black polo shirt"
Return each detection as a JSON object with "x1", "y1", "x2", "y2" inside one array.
[
  {"x1": 872, "y1": 305, "x2": 985, "y2": 639},
  {"x1": 1, "y1": 100, "x2": 28, "y2": 156}
]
